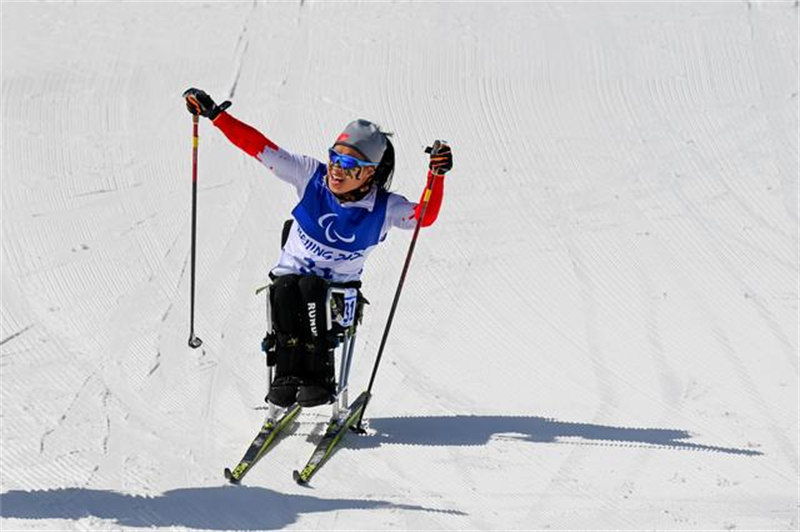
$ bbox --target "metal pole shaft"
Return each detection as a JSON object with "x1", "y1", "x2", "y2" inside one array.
[
  {"x1": 188, "y1": 114, "x2": 203, "y2": 348},
  {"x1": 355, "y1": 171, "x2": 439, "y2": 429}
]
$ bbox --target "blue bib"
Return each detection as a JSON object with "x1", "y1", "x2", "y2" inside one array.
[{"x1": 291, "y1": 165, "x2": 389, "y2": 253}]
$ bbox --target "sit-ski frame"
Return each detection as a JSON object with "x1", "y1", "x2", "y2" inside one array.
[{"x1": 263, "y1": 285, "x2": 359, "y2": 422}]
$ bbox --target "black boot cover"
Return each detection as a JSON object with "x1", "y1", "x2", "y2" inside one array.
[{"x1": 265, "y1": 275, "x2": 305, "y2": 407}]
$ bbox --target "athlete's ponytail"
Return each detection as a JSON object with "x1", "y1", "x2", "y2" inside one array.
[{"x1": 373, "y1": 136, "x2": 395, "y2": 192}]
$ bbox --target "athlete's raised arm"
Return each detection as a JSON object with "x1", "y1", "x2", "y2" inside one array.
[{"x1": 183, "y1": 88, "x2": 319, "y2": 196}]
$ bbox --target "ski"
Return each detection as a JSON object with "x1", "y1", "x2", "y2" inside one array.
[
  {"x1": 224, "y1": 403, "x2": 302, "y2": 484},
  {"x1": 293, "y1": 391, "x2": 370, "y2": 485}
]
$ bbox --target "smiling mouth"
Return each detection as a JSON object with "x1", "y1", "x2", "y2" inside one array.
[
  {"x1": 329, "y1": 174, "x2": 345, "y2": 187},
  {"x1": 328, "y1": 167, "x2": 354, "y2": 187}
]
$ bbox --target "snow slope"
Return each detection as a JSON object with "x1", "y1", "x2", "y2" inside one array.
[{"x1": 1, "y1": 1, "x2": 797, "y2": 530}]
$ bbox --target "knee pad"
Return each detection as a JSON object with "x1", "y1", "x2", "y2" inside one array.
[
  {"x1": 297, "y1": 275, "x2": 330, "y2": 352},
  {"x1": 269, "y1": 274, "x2": 304, "y2": 348}
]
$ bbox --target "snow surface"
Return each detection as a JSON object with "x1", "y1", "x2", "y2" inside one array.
[{"x1": 1, "y1": 1, "x2": 798, "y2": 530}]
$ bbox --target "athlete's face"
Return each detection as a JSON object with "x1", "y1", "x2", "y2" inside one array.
[{"x1": 327, "y1": 145, "x2": 376, "y2": 196}]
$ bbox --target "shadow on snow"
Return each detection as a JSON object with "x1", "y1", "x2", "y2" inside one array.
[
  {"x1": 0, "y1": 415, "x2": 758, "y2": 528},
  {"x1": 0, "y1": 486, "x2": 453, "y2": 530},
  {"x1": 360, "y1": 414, "x2": 762, "y2": 456}
]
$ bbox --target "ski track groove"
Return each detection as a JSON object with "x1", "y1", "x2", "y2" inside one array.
[
  {"x1": 646, "y1": 18, "x2": 797, "y2": 464},
  {"x1": 0, "y1": 324, "x2": 34, "y2": 347},
  {"x1": 9, "y1": 61, "x2": 124, "y2": 488},
  {"x1": 38, "y1": 368, "x2": 100, "y2": 456},
  {"x1": 625, "y1": 131, "x2": 798, "y2": 495},
  {"x1": 227, "y1": 0, "x2": 257, "y2": 100},
  {"x1": 353, "y1": 440, "x2": 484, "y2": 529},
  {"x1": 526, "y1": 27, "x2": 629, "y2": 520},
  {"x1": 670, "y1": 184, "x2": 798, "y2": 473},
  {"x1": 611, "y1": 226, "x2": 690, "y2": 518},
  {"x1": 746, "y1": 2, "x2": 799, "y2": 193},
  {"x1": 616, "y1": 114, "x2": 797, "y2": 477},
  {"x1": 677, "y1": 134, "x2": 797, "y2": 369}
]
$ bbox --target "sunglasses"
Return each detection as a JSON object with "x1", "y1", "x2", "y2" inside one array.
[{"x1": 328, "y1": 148, "x2": 378, "y2": 170}]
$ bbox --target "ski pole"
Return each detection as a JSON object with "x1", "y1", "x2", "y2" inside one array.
[
  {"x1": 188, "y1": 114, "x2": 203, "y2": 349},
  {"x1": 354, "y1": 141, "x2": 445, "y2": 431}
]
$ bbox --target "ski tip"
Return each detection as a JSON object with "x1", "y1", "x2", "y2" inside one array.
[{"x1": 293, "y1": 470, "x2": 308, "y2": 485}]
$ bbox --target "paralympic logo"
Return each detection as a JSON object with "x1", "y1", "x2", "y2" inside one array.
[{"x1": 317, "y1": 213, "x2": 356, "y2": 244}]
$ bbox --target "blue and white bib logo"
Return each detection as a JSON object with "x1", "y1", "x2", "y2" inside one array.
[{"x1": 318, "y1": 213, "x2": 356, "y2": 244}]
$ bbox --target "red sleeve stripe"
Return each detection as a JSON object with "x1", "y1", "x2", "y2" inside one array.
[
  {"x1": 212, "y1": 112, "x2": 278, "y2": 158},
  {"x1": 414, "y1": 171, "x2": 445, "y2": 227}
]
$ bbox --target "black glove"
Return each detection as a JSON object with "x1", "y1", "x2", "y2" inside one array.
[
  {"x1": 426, "y1": 140, "x2": 453, "y2": 175},
  {"x1": 182, "y1": 88, "x2": 231, "y2": 120}
]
